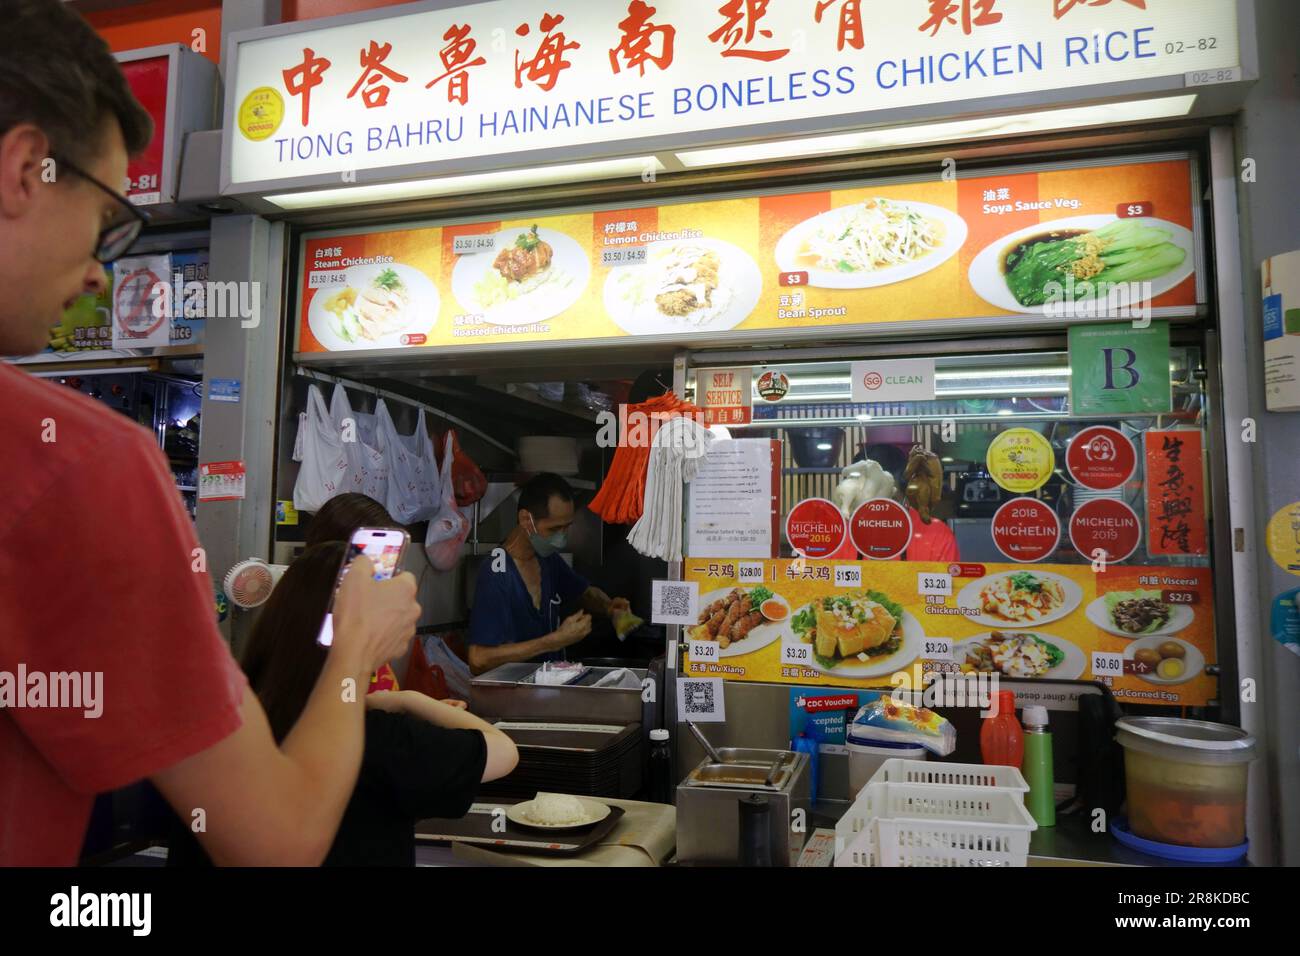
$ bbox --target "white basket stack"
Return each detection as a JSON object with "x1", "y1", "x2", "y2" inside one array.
[{"x1": 834, "y1": 758, "x2": 1037, "y2": 867}]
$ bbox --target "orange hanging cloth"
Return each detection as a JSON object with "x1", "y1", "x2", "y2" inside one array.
[{"x1": 590, "y1": 392, "x2": 698, "y2": 525}]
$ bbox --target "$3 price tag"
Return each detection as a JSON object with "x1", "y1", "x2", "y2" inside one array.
[
  {"x1": 689, "y1": 639, "x2": 719, "y2": 664},
  {"x1": 781, "y1": 639, "x2": 814, "y2": 667},
  {"x1": 1092, "y1": 651, "x2": 1124, "y2": 678}
]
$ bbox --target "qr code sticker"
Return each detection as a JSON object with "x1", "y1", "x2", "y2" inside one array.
[
  {"x1": 652, "y1": 580, "x2": 698, "y2": 625},
  {"x1": 676, "y1": 677, "x2": 725, "y2": 722},
  {"x1": 684, "y1": 681, "x2": 714, "y2": 714},
  {"x1": 660, "y1": 586, "x2": 691, "y2": 617}
]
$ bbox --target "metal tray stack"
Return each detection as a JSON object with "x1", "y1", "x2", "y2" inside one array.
[{"x1": 480, "y1": 720, "x2": 645, "y2": 800}]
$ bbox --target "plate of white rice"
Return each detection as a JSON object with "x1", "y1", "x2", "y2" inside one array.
[{"x1": 506, "y1": 792, "x2": 612, "y2": 830}]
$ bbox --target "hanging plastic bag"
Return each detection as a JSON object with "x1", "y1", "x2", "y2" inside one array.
[
  {"x1": 329, "y1": 384, "x2": 389, "y2": 503},
  {"x1": 425, "y1": 432, "x2": 471, "y2": 571},
  {"x1": 292, "y1": 384, "x2": 349, "y2": 513},
  {"x1": 375, "y1": 400, "x2": 441, "y2": 523},
  {"x1": 419, "y1": 633, "x2": 474, "y2": 702},
  {"x1": 446, "y1": 428, "x2": 488, "y2": 506}
]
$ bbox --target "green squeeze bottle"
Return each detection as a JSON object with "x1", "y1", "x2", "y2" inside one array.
[{"x1": 1021, "y1": 705, "x2": 1056, "y2": 827}]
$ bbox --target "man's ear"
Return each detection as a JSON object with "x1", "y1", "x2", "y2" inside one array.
[{"x1": 0, "y1": 124, "x2": 52, "y2": 219}]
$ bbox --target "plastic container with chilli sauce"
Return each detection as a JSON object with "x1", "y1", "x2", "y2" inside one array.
[{"x1": 1115, "y1": 717, "x2": 1256, "y2": 849}]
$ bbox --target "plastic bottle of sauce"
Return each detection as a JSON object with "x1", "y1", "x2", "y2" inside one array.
[{"x1": 980, "y1": 689, "x2": 1024, "y2": 767}]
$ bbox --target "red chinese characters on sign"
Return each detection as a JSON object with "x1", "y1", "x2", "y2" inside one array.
[
  {"x1": 515, "y1": 13, "x2": 581, "y2": 92},
  {"x1": 283, "y1": 47, "x2": 331, "y2": 126},
  {"x1": 426, "y1": 24, "x2": 486, "y2": 106},
  {"x1": 1144, "y1": 430, "x2": 1208, "y2": 556},
  {"x1": 918, "y1": 0, "x2": 1002, "y2": 37},
  {"x1": 709, "y1": 0, "x2": 789, "y2": 62},
  {"x1": 815, "y1": 0, "x2": 865, "y2": 52},
  {"x1": 1054, "y1": 0, "x2": 1147, "y2": 18},
  {"x1": 610, "y1": 0, "x2": 676, "y2": 75},
  {"x1": 348, "y1": 40, "x2": 409, "y2": 109}
]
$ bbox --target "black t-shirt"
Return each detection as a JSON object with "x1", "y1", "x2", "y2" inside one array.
[{"x1": 166, "y1": 710, "x2": 487, "y2": 867}]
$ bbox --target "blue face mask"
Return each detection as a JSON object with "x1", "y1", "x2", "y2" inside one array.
[{"x1": 526, "y1": 513, "x2": 567, "y2": 557}]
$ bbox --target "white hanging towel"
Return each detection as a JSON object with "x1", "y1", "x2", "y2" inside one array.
[
  {"x1": 627, "y1": 416, "x2": 714, "y2": 561},
  {"x1": 292, "y1": 384, "x2": 350, "y2": 513}
]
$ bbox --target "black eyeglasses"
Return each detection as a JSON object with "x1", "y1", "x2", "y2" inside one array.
[{"x1": 52, "y1": 155, "x2": 150, "y2": 263}]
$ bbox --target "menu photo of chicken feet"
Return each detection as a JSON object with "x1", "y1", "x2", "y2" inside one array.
[
  {"x1": 452, "y1": 223, "x2": 591, "y2": 326},
  {"x1": 688, "y1": 585, "x2": 793, "y2": 658}
]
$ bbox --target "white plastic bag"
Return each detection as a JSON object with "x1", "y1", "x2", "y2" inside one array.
[
  {"x1": 329, "y1": 384, "x2": 389, "y2": 503},
  {"x1": 292, "y1": 385, "x2": 349, "y2": 513},
  {"x1": 424, "y1": 432, "x2": 470, "y2": 571},
  {"x1": 375, "y1": 400, "x2": 441, "y2": 523},
  {"x1": 421, "y1": 634, "x2": 473, "y2": 702}
]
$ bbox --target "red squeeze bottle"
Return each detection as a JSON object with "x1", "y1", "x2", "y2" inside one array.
[{"x1": 980, "y1": 690, "x2": 1024, "y2": 767}]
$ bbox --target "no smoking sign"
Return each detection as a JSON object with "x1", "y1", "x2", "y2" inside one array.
[{"x1": 112, "y1": 255, "x2": 172, "y2": 349}]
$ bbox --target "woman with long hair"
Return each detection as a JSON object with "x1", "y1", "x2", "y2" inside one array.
[{"x1": 169, "y1": 542, "x2": 517, "y2": 866}]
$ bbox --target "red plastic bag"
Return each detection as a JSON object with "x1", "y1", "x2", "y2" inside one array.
[
  {"x1": 447, "y1": 428, "x2": 488, "y2": 506},
  {"x1": 404, "y1": 636, "x2": 450, "y2": 699}
]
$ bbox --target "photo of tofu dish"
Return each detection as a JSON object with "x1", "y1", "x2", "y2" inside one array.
[
  {"x1": 689, "y1": 586, "x2": 792, "y2": 657},
  {"x1": 790, "y1": 590, "x2": 920, "y2": 676}
]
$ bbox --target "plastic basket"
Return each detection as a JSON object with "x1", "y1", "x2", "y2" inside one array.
[
  {"x1": 867, "y1": 758, "x2": 1029, "y2": 793},
  {"x1": 835, "y1": 782, "x2": 1037, "y2": 867}
]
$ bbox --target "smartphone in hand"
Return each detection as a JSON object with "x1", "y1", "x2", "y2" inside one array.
[{"x1": 316, "y1": 527, "x2": 411, "y2": 647}]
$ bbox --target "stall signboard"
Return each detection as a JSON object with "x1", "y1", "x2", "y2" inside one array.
[
  {"x1": 682, "y1": 558, "x2": 1217, "y2": 707},
  {"x1": 1069, "y1": 320, "x2": 1172, "y2": 415},
  {"x1": 118, "y1": 55, "x2": 168, "y2": 205},
  {"x1": 1144, "y1": 429, "x2": 1208, "y2": 557},
  {"x1": 116, "y1": 45, "x2": 219, "y2": 208},
  {"x1": 224, "y1": 0, "x2": 1240, "y2": 193},
  {"x1": 296, "y1": 156, "x2": 1200, "y2": 355}
]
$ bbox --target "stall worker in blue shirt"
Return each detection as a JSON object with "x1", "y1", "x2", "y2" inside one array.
[{"x1": 468, "y1": 473, "x2": 630, "y2": 675}]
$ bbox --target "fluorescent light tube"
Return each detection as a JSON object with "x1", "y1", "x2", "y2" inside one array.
[
  {"x1": 267, "y1": 156, "x2": 665, "y2": 210},
  {"x1": 676, "y1": 96, "x2": 1196, "y2": 168}
]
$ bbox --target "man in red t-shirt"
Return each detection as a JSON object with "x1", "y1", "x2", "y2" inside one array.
[{"x1": 0, "y1": 0, "x2": 421, "y2": 866}]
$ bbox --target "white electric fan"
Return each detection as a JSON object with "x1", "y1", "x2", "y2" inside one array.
[{"x1": 223, "y1": 558, "x2": 289, "y2": 610}]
